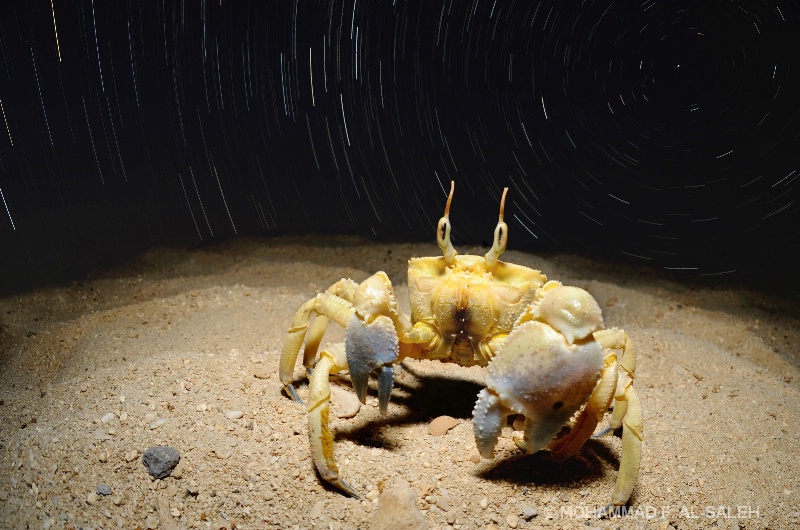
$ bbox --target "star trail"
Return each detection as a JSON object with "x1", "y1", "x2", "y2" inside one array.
[{"x1": 0, "y1": 0, "x2": 798, "y2": 290}]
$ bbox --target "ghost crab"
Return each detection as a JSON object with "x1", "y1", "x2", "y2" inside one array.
[{"x1": 279, "y1": 182, "x2": 642, "y2": 512}]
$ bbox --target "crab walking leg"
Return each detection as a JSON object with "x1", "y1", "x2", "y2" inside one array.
[
  {"x1": 305, "y1": 343, "x2": 361, "y2": 498},
  {"x1": 595, "y1": 328, "x2": 642, "y2": 506},
  {"x1": 549, "y1": 350, "x2": 618, "y2": 462},
  {"x1": 279, "y1": 291, "x2": 356, "y2": 401},
  {"x1": 301, "y1": 279, "x2": 360, "y2": 370}
]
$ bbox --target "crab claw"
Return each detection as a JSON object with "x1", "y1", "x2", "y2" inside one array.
[
  {"x1": 344, "y1": 314, "x2": 399, "y2": 414},
  {"x1": 473, "y1": 319, "x2": 604, "y2": 458}
]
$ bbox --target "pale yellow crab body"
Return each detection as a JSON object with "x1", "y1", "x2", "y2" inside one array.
[
  {"x1": 405, "y1": 255, "x2": 545, "y2": 366},
  {"x1": 278, "y1": 182, "x2": 643, "y2": 515}
]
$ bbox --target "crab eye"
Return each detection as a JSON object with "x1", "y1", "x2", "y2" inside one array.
[
  {"x1": 437, "y1": 218, "x2": 451, "y2": 248},
  {"x1": 494, "y1": 222, "x2": 508, "y2": 253}
]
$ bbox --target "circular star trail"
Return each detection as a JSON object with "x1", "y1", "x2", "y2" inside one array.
[{"x1": 0, "y1": 0, "x2": 798, "y2": 289}]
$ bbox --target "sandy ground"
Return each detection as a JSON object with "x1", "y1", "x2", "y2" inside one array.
[{"x1": 0, "y1": 236, "x2": 798, "y2": 530}]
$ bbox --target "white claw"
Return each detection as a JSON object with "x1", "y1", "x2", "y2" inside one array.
[
  {"x1": 476, "y1": 317, "x2": 603, "y2": 456},
  {"x1": 472, "y1": 389, "x2": 510, "y2": 458}
]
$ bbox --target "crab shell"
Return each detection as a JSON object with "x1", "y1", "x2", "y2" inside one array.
[{"x1": 473, "y1": 284, "x2": 606, "y2": 457}]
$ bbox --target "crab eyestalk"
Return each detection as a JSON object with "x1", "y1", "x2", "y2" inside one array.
[
  {"x1": 484, "y1": 187, "x2": 509, "y2": 268},
  {"x1": 437, "y1": 181, "x2": 458, "y2": 264}
]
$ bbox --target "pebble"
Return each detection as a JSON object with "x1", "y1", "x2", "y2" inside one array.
[
  {"x1": 309, "y1": 499, "x2": 325, "y2": 519},
  {"x1": 93, "y1": 428, "x2": 112, "y2": 440},
  {"x1": 86, "y1": 491, "x2": 98, "y2": 505},
  {"x1": 330, "y1": 385, "x2": 361, "y2": 418},
  {"x1": 98, "y1": 451, "x2": 108, "y2": 463},
  {"x1": 224, "y1": 410, "x2": 244, "y2": 420},
  {"x1": 521, "y1": 506, "x2": 537, "y2": 520},
  {"x1": 427, "y1": 415, "x2": 459, "y2": 436},
  {"x1": 96, "y1": 484, "x2": 112, "y2": 496},
  {"x1": 142, "y1": 446, "x2": 181, "y2": 479},
  {"x1": 148, "y1": 418, "x2": 167, "y2": 430},
  {"x1": 434, "y1": 494, "x2": 451, "y2": 511},
  {"x1": 100, "y1": 412, "x2": 116, "y2": 423},
  {"x1": 371, "y1": 478, "x2": 428, "y2": 529},
  {"x1": 171, "y1": 461, "x2": 185, "y2": 479},
  {"x1": 479, "y1": 498, "x2": 489, "y2": 510},
  {"x1": 196, "y1": 403, "x2": 208, "y2": 412},
  {"x1": 124, "y1": 450, "x2": 139, "y2": 463},
  {"x1": 506, "y1": 514, "x2": 519, "y2": 528},
  {"x1": 253, "y1": 367, "x2": 270, "y2": 379},
  {"x1": 145, "y1": 515, "x2": 159, "y2": 529}
]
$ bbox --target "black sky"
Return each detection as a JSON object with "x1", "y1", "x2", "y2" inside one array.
[{"x1": 1, "y1": 0, "x2": 799, "y2": 292}]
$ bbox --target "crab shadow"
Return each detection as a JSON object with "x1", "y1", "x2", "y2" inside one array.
[
  {"x1": 331, "y1": 366, "x2": 485, "y2": 447},
  {"x1": 477, "y1": 438, "x2": 617, "y2": 488},
  {"x1": 286, "y1": 364, "x2": 628, "y2": 497}
]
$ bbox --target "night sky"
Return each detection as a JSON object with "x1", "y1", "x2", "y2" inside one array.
[{"x1": 1, "y1": 1, "x2": 799, "y2": 292}]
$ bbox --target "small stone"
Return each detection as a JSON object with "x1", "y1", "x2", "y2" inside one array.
[
  {"x1": 96, "y1": 484, "x2": 112, "y2": 496},
  {"x1": 521, "y1": 506, "x2": 537, "y2": 520},
  {"x1": 124, "y1": 449, "x2": 139, "y2": 462},
  {"x1": 418, "y1": 482, "x2": 434, "y2": 496},
  {"x1": 371, "y1": 478, "x2": 428, "y2": 529},
  {"x1": 366, "y1": 489, "x2": 380, "y2": 502},
  {"x1": 145, "y1": 515, "x2": 159, "y2": 529},
  {"x1": 93, "y1": 428, "x2": 112, "y2": 440},
  {"x1": 480, "y1": 497, "x2": 489, "y2": 510},
  {"x1": 171, "y1": 461, "x2": 185, "y2": 479},
  {"x1": 224, "y1": 410, "x2": 244, "y2": 420},
  {"x1": 310, "y1": 499, "x2": 325, "y2": 519},
  {"x1": 86, "y1": 491, "x2": 98, "y2": 505},
  {"x1": 435, "y1": 494, "x2": 451, "y2": 511},
  {"x1": 113, "y1": 494, "x2": 127, "y2": 506},
  {"x1": 148, "y1": 418, "x2": 167, "y2": 430},
  {"x1": 330, "y1": 385, "x2": 361, "y2": 418},
  {"x1": 0, "y1": 491, "x2": 8, "y2": 501},
  {"x1": 119, "y1": 411, "x2": 128, "y2": 422},
  {"x1": 469, "y1": 453, "x2": 481, "y2": 464},
  {"x1": 98, "y1": 451, "x2": 108, "y2": 463},
  {"x1": 253, "y1": 367, "x2": 270, "y2": 379},
  {"x1": 142, "y1": 446, "x2": 181, "y2": 479},
  {"x1": 100, "y1": 412, "x2": 116, "y2": 423},
  {"x1": 196, "y1": 403, "x2": 208, "y2": 412},
  {"x1": 506, "y1": 513, "x2": 519, "y2": 528},
  {"x1": 427, "y1": 415, "x2": 459, "y2": 436}
]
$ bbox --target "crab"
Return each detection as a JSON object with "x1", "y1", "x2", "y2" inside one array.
[{"x1": 279, "y1": 182, "x2": 642, "y2": 512}]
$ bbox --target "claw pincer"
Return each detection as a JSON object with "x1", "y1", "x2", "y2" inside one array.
[
  {"x1": 344, "y1": 314, "x2": 399, "y2": 414},
  {"x1": 473, "y1": 284, "x2": 605, "y2": 457}
]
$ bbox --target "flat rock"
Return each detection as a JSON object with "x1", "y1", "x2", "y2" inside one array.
[
  {"x1": 428, "y1": 415, "x2": 459, "y2": 436},
  {"x1": 371, "y1": 478, "x2": 428, "y2": 530},
  {"x1": 142, "y1": 446, "x2": 181, "y2": 479}
]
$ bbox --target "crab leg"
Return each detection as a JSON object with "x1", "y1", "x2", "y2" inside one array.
[
  {"x1": 597, "y1": 329, "x2": 642, "y2": 507},
  {"x1": 306, "y1": 343, "x2": 361, "y2": 498},
  {"x1": 301, "y1": 279, "x2": 359, "y2": 371},
  {"x1": 279, "y1": 290, "x2": 355, "y2": 401},
  {"x1": 549, "y1": 348, "x2": 618, "y2": 461}
]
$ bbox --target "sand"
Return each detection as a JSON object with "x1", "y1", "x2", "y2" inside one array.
[{"x1": 0, "y1": 236, "x2": 798, "y2": 529}]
